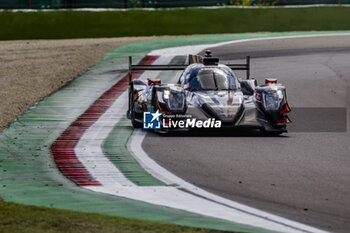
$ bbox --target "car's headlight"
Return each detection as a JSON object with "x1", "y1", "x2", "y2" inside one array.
[
  {"x1": 277, "y1": 90, "x2": 284, "y2": 100},
  {"x1": 165, "y1": 91, "x2": 185, "y2": 111},
  {"x1": 263, "y1": 91, "x2": 283, "y2": 111},
  {"x1": 163, "y1": 90, "x2": 170, "y2": 99}
]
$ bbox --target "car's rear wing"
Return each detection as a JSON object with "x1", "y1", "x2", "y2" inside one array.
[{"x1": 128, "y1": 55, "x2": 250, "y2": 84}]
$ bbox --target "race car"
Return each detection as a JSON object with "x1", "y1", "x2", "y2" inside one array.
[{"x1": 127, "y1": 51, "x2": 291, "y2": 134}]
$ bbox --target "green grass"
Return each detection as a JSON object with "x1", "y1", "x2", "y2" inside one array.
[
  {"x1": 1, "y1": 7, "x2": 350, "y2": 40},
  {"x1": 0, "y1": 201, "x2": 232, "y2": 233}
]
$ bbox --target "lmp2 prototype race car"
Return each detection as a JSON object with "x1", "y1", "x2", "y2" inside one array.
[{"x1": 127, "y1": 51, "x2": 291, "y2": 134}]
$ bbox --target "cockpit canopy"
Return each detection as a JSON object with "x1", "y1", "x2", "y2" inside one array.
[{"x1": 180, "y1": 64, "x2": 239, "y2": 91}]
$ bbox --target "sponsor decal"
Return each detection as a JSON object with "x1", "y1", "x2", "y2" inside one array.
[
  {"x1": 143, "y1": 112, "x2": 221, "y2": 129},
  {"x1": 162, "y1": 117, "x2": 222, "y2": 129}
]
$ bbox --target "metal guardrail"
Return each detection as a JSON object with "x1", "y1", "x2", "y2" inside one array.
[{"x1": 1, "y1": 0, "x2": 350, "y2": 9}]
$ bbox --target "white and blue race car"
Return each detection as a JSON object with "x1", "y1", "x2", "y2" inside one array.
[{"x1": 127, "y1": 51, "x2": 291, "y2": 134}]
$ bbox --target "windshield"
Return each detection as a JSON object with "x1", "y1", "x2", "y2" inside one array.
[{"x1": 186, "y1": 68, "x2": 236, "y2": 91}]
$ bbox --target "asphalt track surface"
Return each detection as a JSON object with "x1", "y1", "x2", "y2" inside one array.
[{"x1": 143, "y1": 35, "x2": 350, "y2": 232}]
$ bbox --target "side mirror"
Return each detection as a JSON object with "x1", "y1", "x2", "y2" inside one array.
[
  {"x1": 148, "y1": 79, "x2": 161, "y2": 86},
  {"x1": 265, "y1": 78, "x2": 277, "y2": 85}
]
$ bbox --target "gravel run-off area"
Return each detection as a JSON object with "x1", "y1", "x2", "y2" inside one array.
[{"x1": 0, "y1": 36, "x2": 172, "y2": 132}]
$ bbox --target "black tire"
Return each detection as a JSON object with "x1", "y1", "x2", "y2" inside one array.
[
  {"x1": 260, "y1": 128, "x2": 283, "y2": 136},
  {"x1": 130, "y1": 87, "x2": 143, "y2": 128}
]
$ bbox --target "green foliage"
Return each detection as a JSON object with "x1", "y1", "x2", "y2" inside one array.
[
  {"x1": 227, "y1": 0, "x2": 278, "y2": 6},
  {"x1": 0, "y1": 7, "x2": 350, "y2": 40}
]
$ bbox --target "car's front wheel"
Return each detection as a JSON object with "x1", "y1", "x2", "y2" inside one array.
[
  {"x1": 260, "y1": 128, "x2": 283, "y2": 136},
  {"x1": 129, "y1": 88, "x2": 142, "y2": 128}
]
